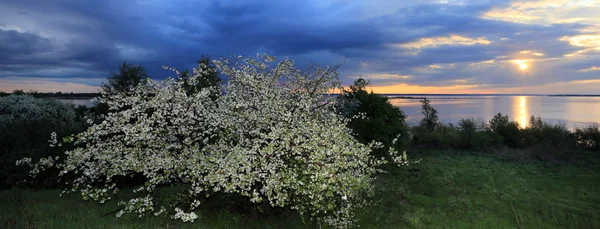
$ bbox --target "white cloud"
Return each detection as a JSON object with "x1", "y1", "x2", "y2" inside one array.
[
  {"x1": 482, "y1": 0, "x2": 600, "y2": 25},
  {"x1": 395, "y1": 35, "x2": 491, "y2": 49},
  {"x1": 580, "y1": 66, "x2": 600, "y2": 72}
]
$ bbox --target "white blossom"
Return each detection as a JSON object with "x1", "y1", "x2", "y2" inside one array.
[{"x1": 17, "y1": 53, "x2": 411, "y2": 228}]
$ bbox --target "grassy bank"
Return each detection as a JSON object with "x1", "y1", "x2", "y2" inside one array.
[{"x1": 2, "y1": 151, "x2": 599, "y2": 229}]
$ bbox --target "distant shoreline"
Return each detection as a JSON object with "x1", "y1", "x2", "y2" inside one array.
[
  {"x1": 325, "y1": 93, "x2": 600, "y2": 97},
  {"x1": 383, "y1": 94, "x2": 600, "y2": 99},
  {"x1": 547, "y1": 94, "x2": 600, "y2": 97}
]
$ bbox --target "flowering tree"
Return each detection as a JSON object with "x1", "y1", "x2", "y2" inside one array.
[{"x1": 17, "y1": 54, "x2": 408, "y2": 228}]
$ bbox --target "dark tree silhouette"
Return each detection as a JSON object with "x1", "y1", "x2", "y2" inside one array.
[
  {"x1": 101, "y1": 61, "x2": 149, "y2": 94},
  {"x1": 337, "y1": 78, "x2": 411, "y2": 157},
  {"x1": 420, "y1": 98, "x2": 439, "y2": 131}
]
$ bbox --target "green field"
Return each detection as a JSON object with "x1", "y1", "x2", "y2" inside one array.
[{"x1": 2, "y1": 151, "x2": 599, "y2": 228}]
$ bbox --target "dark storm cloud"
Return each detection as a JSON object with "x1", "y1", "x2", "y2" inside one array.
[{"x1": 0, "y1": 0, "x2": 598, "y2": 92}]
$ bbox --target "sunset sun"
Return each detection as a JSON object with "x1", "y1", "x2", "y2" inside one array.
[
  {"x1": 512, "y1": 60, "x2": 529, "y2": 72},
  {"x1": 519, "y1": 63, "x2": 528, "y2": 71}
]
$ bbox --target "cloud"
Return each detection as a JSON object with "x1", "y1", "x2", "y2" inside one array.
[
  {"x1": 349, "y1": 73, "x2": 411, "y2": 80},
  {"x1": 368, "y1": 78, "x2": 600, "y2": 95},
  {"x1": 519, "y1": 50, "x2": 545, "y2": 56},
  {"x1": 369, "y1": 83, "x2": 490, "y2": 94},
  {"x1": 0, "y1": 0, "x2": 598, "y2": 93},
  {"x1": 493, "y1": 79, "x2": 600, "y2": 94},
  {"x1": 560, "y1": 34, "x2": 600, "y2": 50},
  {"x1": 395, "y1": 35, "x2": 492, "y2": 49},
  {"x1": 482, "y1": 0, "x2": 600, "y2": 25},
  {"x1": 580, "y1": 66, "x2": 600, "y2": 72}
]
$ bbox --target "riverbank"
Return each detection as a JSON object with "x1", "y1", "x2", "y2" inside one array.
[{"x1": 2, "y1": 151, "x2": 598, "y2": 228}]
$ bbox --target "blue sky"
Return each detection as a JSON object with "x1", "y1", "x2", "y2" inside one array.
[{"x1": 1, "y1": 0, "x2": 599, "y2": 93}]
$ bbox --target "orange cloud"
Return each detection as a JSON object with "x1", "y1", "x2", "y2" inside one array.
[{"x1": 367, "y1": 83, "x2": 493, "y2": 94}]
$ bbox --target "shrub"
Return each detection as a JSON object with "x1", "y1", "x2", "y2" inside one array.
[
  {"x1": 574, "y1": 124, "x2": 600, "y2": 150},
  {"x1": 412, "y1": 123, "x2": 460, "y2": 149},
  {"x1": 488, "y1": 113, "x2": 523, "y2": 147},
  {"x1": 458, "y1": 117, "x2": 484, "y2": 135},
  {"x1": 18, "y1": 54, "x2": 408, "y2": 227},
  {"x1": 457, "y1": 117, "x2": 499, "y2": 149},
  {"x1": 522, "y1": 116, "x2": 575, "y2": 161},
  {"x1": 411, "y1": 100, "x2": 460, "y2": 149},
  {"x1": 336, "y1": 78, "x2": 412, "y2": 158},
  {"x1": 0, "y1": 95, "x2": 85, "y2": 188}
]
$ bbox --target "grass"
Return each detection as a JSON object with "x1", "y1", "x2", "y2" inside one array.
[{"x1": 1, "y1": 151, "x2": 599, "y2": 228}]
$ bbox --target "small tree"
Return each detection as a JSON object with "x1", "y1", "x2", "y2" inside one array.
[
  {"x1": 420, "y1": 98, "x2": 438, "y2": 131},
  {"x1": 337, "y1": 78, "x2": 412, "y2": 157},
  {"x1": 101, "y1": 61, "x2": 149, "y2": 94},
  {"x1": 488, "y1": 113, "x2": 522, "y2": 147},
  {"x1": 12, "y1": 89, "x2": 25, "y2": 95},
  {"x1": 489, "y1": 113, "x2": 510, "y2": 133}
]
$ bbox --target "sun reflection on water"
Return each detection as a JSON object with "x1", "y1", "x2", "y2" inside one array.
[{"x1": 516, "y1": 96, "x2": 528, "y2": 129}]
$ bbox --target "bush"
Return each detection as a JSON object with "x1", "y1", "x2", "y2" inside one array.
[
  {"x1": 522, "y1": 116, "x2": 575, "y2": 161},
  {"x1": 574, "y1": 124, "x2": 600, "y2": 151},
  {"x1": 337, "y1": 78, "x2": 412, "y2": 158},
  {"x1": 18, "y1": 54, "x2": 408, "y2": 227},
  {"x1": 488, "y1": 113, "x2": 523, "y2": 147},
  {"x1": 412, "y1": 123, "x2": 460, "y2": 149},
  {"x1": 457, "y1": 117, "x2": 500, "y2": 150},
  {"x1": 0, "y1": 95, "x2": 85, "y2": 189},
  {"x1": 411, "y1": 100, "x2": 460, "y2": 149}
]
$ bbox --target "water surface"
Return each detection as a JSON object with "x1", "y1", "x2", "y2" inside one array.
[
  {"x1": 388, "y1": 95, "x2": 600, "y2": 130},
  {"x1": 60, "y1": 95, "x2": 600, "y2": 130},
  {"x1": 59, "y1": 98, "x2": 95, "y2": 107}
]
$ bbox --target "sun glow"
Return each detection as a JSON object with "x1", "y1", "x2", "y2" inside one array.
[
  {"x1": 511, "y1": 59, "x2": 529, "y2": 72},
  {"x1": 519, "y1": 63, "x2": 528, "y2": 70},
  {"x1": 516, "y1": 96, "x2": 528, "y2": 129}
]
